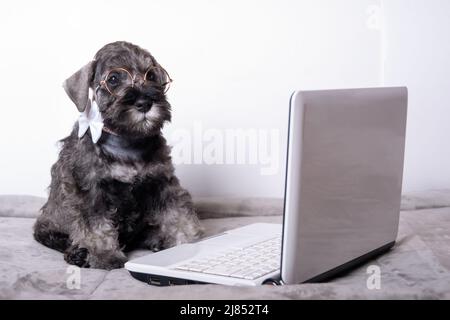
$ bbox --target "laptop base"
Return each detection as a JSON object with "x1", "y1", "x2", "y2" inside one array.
[
  {"x1": 129, "y1": 241, "x2": 395, "y2": 286},
  {"x1": 303, "y1": 241, "x2": 395, "y2": 283},
  {"x1": 129, "y1": 271, "x2": 207, "y2": 286}
]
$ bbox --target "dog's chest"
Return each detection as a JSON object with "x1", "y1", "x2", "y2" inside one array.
[
  {"x1": 103, "y1": 163, "x2": 163, "y2": 211},
  {"x1": 98, "y1": 134, "x2": 168, "y2": 184},
  {"x1": 109, "y1": 163, "x2": 143, "y2": 183},
  {"x1": 107, "y1": 161, "x2": 168, "y2": 184}
]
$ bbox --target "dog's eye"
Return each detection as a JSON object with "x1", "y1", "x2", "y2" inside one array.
[
  {"x1": 145, "y1": 71, "x2": 156, "y2": 82},
  {"x1": 107, "y1": 74, "x2": 120, "y2": 86}
]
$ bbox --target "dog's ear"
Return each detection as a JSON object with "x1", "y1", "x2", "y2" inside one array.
[{"x1": 63, "y1": 61, "x2": 96, "y2": 112}]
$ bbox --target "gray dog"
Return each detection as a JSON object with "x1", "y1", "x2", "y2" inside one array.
[{"x1": 34, "y1": 41, "x2": 203, "y2": 270}]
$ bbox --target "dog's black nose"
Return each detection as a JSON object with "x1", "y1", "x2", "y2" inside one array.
[{"x1": 135, "y1": 101, "x2": 152, "y2": 113}]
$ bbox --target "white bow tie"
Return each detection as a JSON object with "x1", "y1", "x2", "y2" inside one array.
[{"x1": 78, "y1": 89, "x2": 104, "y2": 143}]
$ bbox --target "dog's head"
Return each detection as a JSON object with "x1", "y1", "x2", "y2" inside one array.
[{"x1": 63, "y1": 41, "x2": 172, "y2": 138}]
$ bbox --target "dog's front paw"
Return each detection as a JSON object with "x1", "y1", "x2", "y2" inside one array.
[
  {"x1": 88, "y1": 251, "x2": 127, "y2": 270},
  {"x1": 64, "y1": 245, "x2": 90, "y2": 268},
  {"x1": 144, "y1": 237, "x2": 164, "y2": 252}
]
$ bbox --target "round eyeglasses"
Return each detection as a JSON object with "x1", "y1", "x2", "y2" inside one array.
[{"x1": 99, "y1": 66, "x2": 172, "y2": 96}]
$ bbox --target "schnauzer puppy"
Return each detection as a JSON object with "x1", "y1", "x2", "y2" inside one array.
[{"x1": 34, "y1": 41, "x2": 203, "y2": 270}]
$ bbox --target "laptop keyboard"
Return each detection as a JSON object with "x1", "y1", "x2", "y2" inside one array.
[{"x1": 173, "y1": 236, "x2": 281, "y2": 280}]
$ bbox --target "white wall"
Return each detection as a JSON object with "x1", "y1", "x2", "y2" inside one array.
[
  {"x1": 1, "y1": 0, "x2": 447, "y2": 199},
  {"x1": 382, "y1": 0, "x2": 450, "y2": 192}
]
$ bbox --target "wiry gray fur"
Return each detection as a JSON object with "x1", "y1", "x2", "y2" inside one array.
[{"x1": 33, "y1": 41, "x2": 203, "y2": 270}]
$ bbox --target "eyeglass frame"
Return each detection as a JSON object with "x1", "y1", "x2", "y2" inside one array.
[{"x1": 98, "y1": 65, "x2": 173, "y2": 97}]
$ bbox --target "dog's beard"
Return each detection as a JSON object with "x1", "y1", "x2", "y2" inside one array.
[
  {"x1": 127, "y1": 103, "x2": 170, "y2": 134},
  {"x1": 102, "y1": 101, "x2": 171, "y2": 138}
]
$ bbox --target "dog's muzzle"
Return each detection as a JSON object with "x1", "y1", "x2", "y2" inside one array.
[{"x1": 121, "y1": 87, "x2": 163, "y2": 113}]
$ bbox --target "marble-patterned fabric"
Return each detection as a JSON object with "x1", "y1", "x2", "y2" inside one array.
[{"x1": 0, "y1": 190, "x2": 449, "y2": 300}]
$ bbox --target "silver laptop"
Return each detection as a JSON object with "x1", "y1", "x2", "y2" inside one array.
[{"x1": 125, "y1": 87, "x2": 408, "y2": 286}]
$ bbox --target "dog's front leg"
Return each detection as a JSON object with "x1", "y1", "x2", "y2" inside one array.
[
  {"x1": 65, "y1": 215, "x2": 126, "y2": 270},
  {"x1": 64, "y1": 184, "x2": 127, "y2": 270},
  {"x1": 143, "y1": 185, "x2": 204, "y2": 252}
]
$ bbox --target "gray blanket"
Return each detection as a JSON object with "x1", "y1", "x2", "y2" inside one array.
[{"x1": 0, "y1": 190, "x2": 449, "y2": 300}]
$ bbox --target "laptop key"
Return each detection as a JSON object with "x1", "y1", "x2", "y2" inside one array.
[
  {"x1": 229, "y1": 269, "x2": 253, "y2": 279},
  {"x1": 187, "y1": 265, "x2": 208, "y2": 272},
  {"x1": 175, "y1": 265, "x2": 195, "y2": 271},
  {"x1": 203, "y1": 266, "x2": 244, "y2": 276}
]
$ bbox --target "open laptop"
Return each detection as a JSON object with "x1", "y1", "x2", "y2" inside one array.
[{"x1": 125, "y1": 87, "x2": 408, "y2": 286}]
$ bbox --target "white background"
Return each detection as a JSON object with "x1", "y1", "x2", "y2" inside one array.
[{"x1": 0, "y1": 0, "x2": 448, "y2": 198}]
